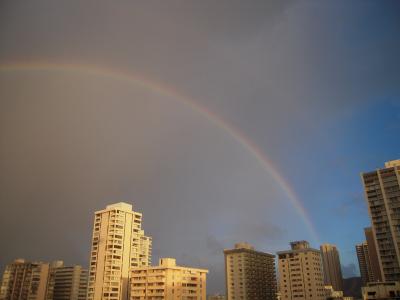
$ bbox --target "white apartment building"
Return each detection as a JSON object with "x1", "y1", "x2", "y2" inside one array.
[
  {"x1": 87, "y1": 202, "x2": 152, "y2": 300},
  {"x1": 277, "y1": 241, "x2": 325, "y2": 300},
  {"x1": 130, "y1": 258, "x2": 208, "y2": 300}
]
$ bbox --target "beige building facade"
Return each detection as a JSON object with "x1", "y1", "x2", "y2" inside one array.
[
  {"x1": 324, "y1": 286, "x2": 354, "y2": 300},
  {"x1": 324, "y1": 285, "x2": 343, "y2": 299},
  {"x1": 320, "y1": 244, "x2": 343, "y2": 292},
  {"x1": 87, "y1": 202, "x2": 152, "y2": 300},
  {"x1": 0, "y1": 259, "x2": 50, "y2": 300},
  {"x1": 45, "y1": 261, "x2": 65, "y2": 300},
  {"x1": 224, "y1": 243, "x2": 277, "y2": 300},
  {"x1": 130, "y1": 258, "x2": 208, "y2": 300},
  {"x1": 52, "y1": 265, "x2": 88, "y2": 300},
  {"x1": 361, "y1": 160, "x2": 400, "y2": 281},
  {"x1": 277, "y1": 241, "x2": 325, "y2": 300},
  {"x1": 0, "y1": 259, "x2": 88, "y2": 300},
  {"x1": 361, "y1": 281, "x2": 400, "y2": 300}
]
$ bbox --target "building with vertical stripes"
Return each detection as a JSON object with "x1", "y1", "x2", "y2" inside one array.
[
  {"x1": 320, "y1": 244, "x2": 343, "y2": 292},
  {"x1": 224, "y1": 243, "x2": 277, "y2": 300},
  {"x1": 361, "y1": 160, "x2": 400, "y2": 282},
  {"x1": 0, "y1": 259, "x2": 50, "y2": 300},
  {"x1": 87, "y1": 202, "x2": 152, "y2": 300},
  {"x1": 52, "y1": 265, "x2": 88, "y2": 300}
]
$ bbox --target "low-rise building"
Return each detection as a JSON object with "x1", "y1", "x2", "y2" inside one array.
[
  {"x1": 362, "y1": 282, "x2": 400, "y2": 300},
  {"x1": 324, "y1": 285, "x2": 350, "y2": 300},
  {"x1": 130, "y1": 258, "x2": 208, "y2": 300}
]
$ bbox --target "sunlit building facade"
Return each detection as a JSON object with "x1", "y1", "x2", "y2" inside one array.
[
  {"x1": 277, "y1": 241, "x2": 325, "y2": 300},
  {"x1": 0, "y1": 259, "x2": 50, "y2": 300},
  {"x1": 130, "y1": 258, "x2": 208, "y2": 300},
  {"x1": 361, "y1": 281, "x2": 400, "y2": 300},
  {"x1": 87, "y1": 202, "x2": 152, "y2": 300},
  {"x1": 45, "y1": 261, "x2": 65, "y2": 300},
  {"x1": 224, "y1": 243, "x2": 277, "y2": 300}
]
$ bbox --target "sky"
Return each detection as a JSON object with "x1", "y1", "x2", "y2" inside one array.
[{"x1": 1, "y1": 0, "x2": 400, "y2": 294}]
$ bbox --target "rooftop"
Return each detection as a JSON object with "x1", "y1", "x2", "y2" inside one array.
[
  {"x1": 290, "y1": 240, "x2": 310, "y2": 250},
  {"x1": 106, "y1": 202, "x2": 133, "y2": 211},
  {"x1": 234, "y1": 242, "x2": 254, "y2": 250},
  {"x1": 384, "y1": 159, "x2": 400, "y2": 168}
]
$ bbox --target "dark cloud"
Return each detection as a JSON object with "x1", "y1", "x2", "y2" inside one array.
[{"x1": 0, "y1": 71, "x2": 301, "y2": 293}]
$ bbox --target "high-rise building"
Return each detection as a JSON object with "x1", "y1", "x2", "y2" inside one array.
[
  {"x1": 356, "y1": 228, "x2": 383, "y2": 286},
  {"x1": 364, "y1": 227, "x2": 383, "y2": 282},
  {"x1": 224, "y1": 243, "x2": 277, "y2": 300},
  {"x1": 0, "y1": 259, "x2": 50, "y2": 300},
  {"x1": 130, "y1": 257, "x2": 208, "y2": 300},
  {"x1": 356, "y1": 242, "x2": 374, "y2": 286},
  {"x1": 320, "y1": 244, "x2": 343, "y2": 292},
  {"x1": 361, "y1": 160, "x2": 400, "y2": 281},
  {"x1": 87, "y1": 202, "x2": 152, "y2": 300},
  {"x1": 277, "y1": 241, "x2": 325, "y2": 300},
  {"x1": 52, "y1": 265, "x2": 88, "y2": 300},
  {"x1": 45, "y1": 261, "x2": 65, "y2": 300}
]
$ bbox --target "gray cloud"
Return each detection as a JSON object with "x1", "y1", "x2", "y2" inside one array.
[
  {"x1": 206, "y1": 236, "x2": 225, "y2": 256},
  {"x1": 0, "y1": 71, "x2": 300, "y2": 293}
]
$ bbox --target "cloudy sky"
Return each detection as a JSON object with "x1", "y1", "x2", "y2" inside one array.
[{"x1": 1, "y1": 0, "x2": 400, "y2": 294}]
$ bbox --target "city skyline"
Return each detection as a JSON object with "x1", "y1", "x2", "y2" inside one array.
[
  {"x1": 0, "y1": 191, "x2": 397, "y2": 299},
  {"x1": 1, "y1": 0, "x2": 400, "y2": 295}
]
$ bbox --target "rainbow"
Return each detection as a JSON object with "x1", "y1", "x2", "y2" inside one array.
[{"x1": 0, "y1": 61, "x2": 320, "y2": 244}]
